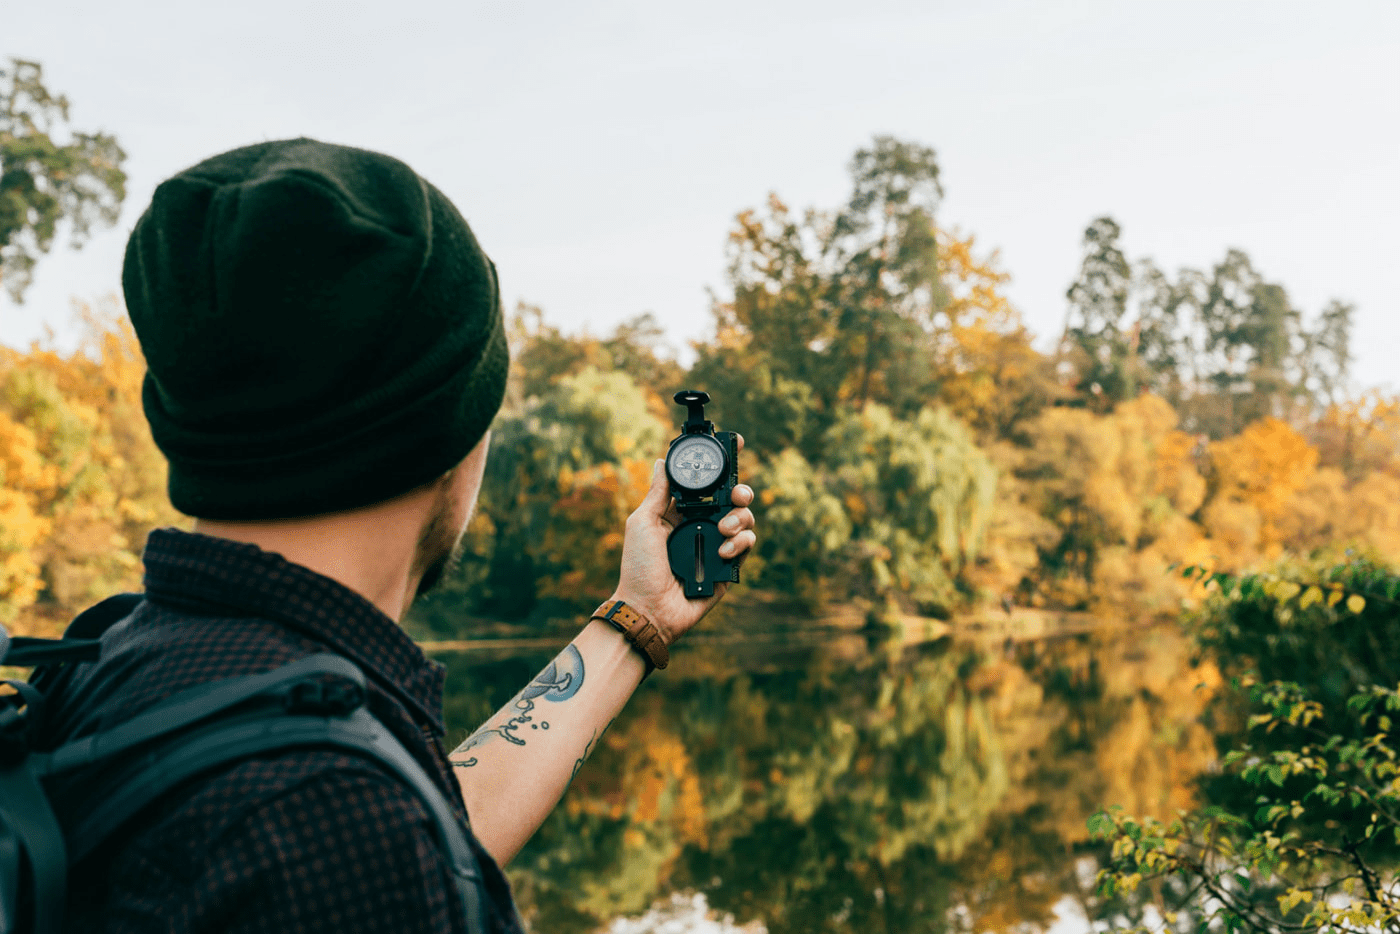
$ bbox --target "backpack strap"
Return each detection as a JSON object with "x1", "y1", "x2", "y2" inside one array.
[
  {"x1": 2, "y1": 638, "x2": 102, "y2": 670},
  {"x1": 0, "y1": 593, "x2": 142, "y2": 934},
  {"x1": 61, "y1": 593, "x2": 143, "y2": 642},
  {"x1": 0, "y1": 593, "x2": 140, "y2": 669},
  {"x1": 43, "y1": 655, "x2": 488, "y2": 933},
  {"x1": 17, "y1": 592, "x2": 143, "y2": 692},
  {"x1": 0, "y1": 761, "x2": 66, "y2": 934},
  {"x1": 45, "y1": 653, "x2": 364, "y2": 772}
]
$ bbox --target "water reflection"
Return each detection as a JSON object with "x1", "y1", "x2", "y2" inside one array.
[{"x1": 435, "y1": 618, "x2": 1220, "y2": 932}]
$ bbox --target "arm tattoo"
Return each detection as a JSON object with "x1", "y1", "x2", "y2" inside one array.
[
  {"x1": 452, "y1": 644, "x2": 585, "y2": 767},
  {"x1": 569, "y1": 717, "x2": 616, "y2": 784}
]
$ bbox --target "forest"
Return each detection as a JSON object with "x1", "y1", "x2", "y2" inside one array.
[{"x1": 4, "y1": 58, "x2": 1400, "y2": 932}]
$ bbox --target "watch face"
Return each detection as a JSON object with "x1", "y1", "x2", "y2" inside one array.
[{"x1": 668, "y1": 436, "x2": 726, "y2": 491}]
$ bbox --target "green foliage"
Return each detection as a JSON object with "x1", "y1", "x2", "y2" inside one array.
[
  {"x1": 1092, "y1": 562, "x2": 1400, "y2": 933},
  {"x1": 1062, "y1": 217, "x2": 1353, "y2": 435},
  {"x1": 0, "y1": 59, "x2": 126, "y2": 302},
  {"x1": 1092, "y1": 678, "x2": 1400, "y2": 933},
  {"x1": 412, "y1": 363, "x2": 667, "y2": 626},
  {"x1": 1064, "y1": 216, "x2": 1135, "y2": 405},
  {"x1": 1189, "y1": 559, "x2": 1398, "y2": 715},
  {"x1": 698, "y1": 135, "x2": 947, "y2": 449},
  {"x1": 824, "y1": 404, "x2": 996, "y2": 615},
  {"x1": 745, "y1": 448, "x2": 851, "y2": 610},
  {"x1": 745, "y1": 403, "x2": 995, "y2": 617}
]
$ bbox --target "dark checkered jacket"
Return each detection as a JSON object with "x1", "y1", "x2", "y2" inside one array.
[{"x1": 41, "y1": 528, "x2": 523, "y2": 934}]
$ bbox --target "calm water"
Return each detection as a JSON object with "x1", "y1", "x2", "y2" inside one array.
[{"x1": 434, "y1": 614, "x2": 1220, "y2": 933}]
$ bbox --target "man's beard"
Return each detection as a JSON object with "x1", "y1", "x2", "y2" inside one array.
[
  {"x1": 412, "y1": 483, "x2": 469, "y2": 600},
  {"x1": 414, "y1": 540, "x2": 465, "y2": 599}
]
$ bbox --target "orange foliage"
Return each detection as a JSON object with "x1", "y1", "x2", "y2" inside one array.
[{"x1": 538, "y1": 458, "x2": 653, "y2": 603}]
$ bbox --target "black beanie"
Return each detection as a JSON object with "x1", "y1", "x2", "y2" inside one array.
[{"x1": 122, "y1": 137, "x2": 509, "y2": 519}]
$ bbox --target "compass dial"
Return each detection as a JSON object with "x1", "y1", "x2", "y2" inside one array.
[{"x1": 667, "y1": 436, "x2": 726, "y2": 491}]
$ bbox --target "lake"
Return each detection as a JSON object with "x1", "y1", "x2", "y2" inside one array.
[{"x1": 430, "y1": 607, "x2": 1221, "y2": 932}]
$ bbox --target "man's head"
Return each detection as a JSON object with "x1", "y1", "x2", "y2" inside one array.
[{"x1": 122, "y1": 138, "x2": 508, "y2": 522}]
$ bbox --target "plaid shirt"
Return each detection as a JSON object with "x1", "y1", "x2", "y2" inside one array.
[{"x1": 43, "y1": 528, "x2": 523, "y2": 934}]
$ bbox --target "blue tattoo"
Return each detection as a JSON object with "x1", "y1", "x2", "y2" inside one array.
[{"x1": 452, "y1": 644, "x2": 585, "y2": 767}]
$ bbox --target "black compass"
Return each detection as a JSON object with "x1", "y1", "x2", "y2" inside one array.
[{"x1": 664, "y1": 390, "x2": 741, "y2": 598}]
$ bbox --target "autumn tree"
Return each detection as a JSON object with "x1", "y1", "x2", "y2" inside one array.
[
  {"x1": 936, "y1": 229, "x2": 1059, "y2": 441},
  {"x1": 507, "y1": 303, "x2": 682, "y2": 407},
  {"x1": 1309, "y1": 391, "x2": 1400, "y2": 483},
  {"x1": 0, "y1": 306, "x2": 180, "y2": 633},
  {"x1": 1008, "y1": 394, "x2": 1207, "y2": 613},
  {"x1": 412, "y1": 139, "x2": 1391, "y2": 637},
  {"x1": 694, "y1": 136, "x2": 946, "y2": 450},
  {"x1": 0, "y1": 59, "x2": 126, "y2": 303}
]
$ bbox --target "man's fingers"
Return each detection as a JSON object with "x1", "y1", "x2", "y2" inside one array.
[
  {"x1": 735, "y1": 433, "x2": 745, "y2": 454},
  {"x1": 719, "y1": 529, "x2": 756, "y2": 559},
  {"x1": 718, "y1": 508, "x2": 754, "y2": 535},
  {"x1": 730, "y1": 484, "x2": 754, "y2": 507}
]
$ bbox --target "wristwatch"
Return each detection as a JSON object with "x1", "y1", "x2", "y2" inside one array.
[{"x1": 591, "y1": 600, "x2": 669, "y2": 671}]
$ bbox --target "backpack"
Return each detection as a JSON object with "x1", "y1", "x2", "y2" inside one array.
[{"x1": 0, "y1": 594, "x2": 487, "y2": 934}]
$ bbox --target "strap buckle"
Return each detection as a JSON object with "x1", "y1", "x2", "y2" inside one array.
[{"x1": 283, "y1": 679, "x2": 365, "y2": 716}]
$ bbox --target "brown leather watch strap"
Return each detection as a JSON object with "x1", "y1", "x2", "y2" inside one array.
[{"x1": 591, "y1": 600, "x2": 669, "y2": 671}]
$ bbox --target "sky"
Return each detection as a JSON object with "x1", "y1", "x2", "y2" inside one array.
[{"x1": 4, "y1": 0, "x2": 1398, "y2": 391}]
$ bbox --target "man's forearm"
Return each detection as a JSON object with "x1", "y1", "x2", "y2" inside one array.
[{"x1": 450, "y1": 619, "x2": 648, "y2": 866}]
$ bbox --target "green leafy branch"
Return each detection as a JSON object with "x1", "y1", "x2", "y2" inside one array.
[
  {"x1": 1090, "y1": 679, "x2": 1400, "y2": 933},
  {"x1": 1172, "y1": 564, "x2": 1379, "y2": 616}
]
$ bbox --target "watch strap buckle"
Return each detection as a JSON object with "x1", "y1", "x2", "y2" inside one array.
[{"x1": 591, "y1": 600, "x2": 669, "y2": 671}]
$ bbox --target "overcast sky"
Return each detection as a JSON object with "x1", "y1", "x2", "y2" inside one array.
[{"x1": 5, "y1": 0, "x2": 1398, "y2": 391}]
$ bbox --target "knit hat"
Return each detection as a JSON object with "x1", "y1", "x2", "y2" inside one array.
[{"x1": 122, "y1": 137, "x2": 508, "y2": 519}]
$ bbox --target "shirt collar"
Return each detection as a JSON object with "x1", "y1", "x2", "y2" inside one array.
[{"x1": 141, "y1": 526, "x2": 447, "y2": 735}]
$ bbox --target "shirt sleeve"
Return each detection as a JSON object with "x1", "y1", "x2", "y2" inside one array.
[{"x1": 96, "y1": 755, "x2": 468, "y2": 934}]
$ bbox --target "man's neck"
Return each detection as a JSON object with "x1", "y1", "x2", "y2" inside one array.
[{"x1": 193, "y1": 493, "x2": 435, "y2": 622}]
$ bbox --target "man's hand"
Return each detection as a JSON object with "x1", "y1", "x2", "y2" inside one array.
[{"x1": 611, "y1": 437, "x2": 756, "y2": 645}]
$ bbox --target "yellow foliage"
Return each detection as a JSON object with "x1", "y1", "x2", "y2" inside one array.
[
  {"x1": 1152, "y1": 426, "x2": 1206, "y2": 516},
  {"x1": 1208, "y1": 418, "x2": 1318, "y2": 553},
  {"x1": 1011, "y1": 395, "x2": 1217, "y2": 613},
  {"x1": 1342, "y1": 472, "x2": 1400, "y2": 563},
  {"x1": 0, "y1": 303, "x2": 182, "y2": 635},
  {"x1": 935, "y1": 230, "x2": 1056, "y2": 438},
  {"x1": 1197, "y1": 415, "x2": 1400, "y2": 566}
]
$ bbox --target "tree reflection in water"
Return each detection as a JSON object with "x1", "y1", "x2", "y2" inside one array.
[{"x1": 437, "y1": 621, "x2": 1220, "y2": 932}]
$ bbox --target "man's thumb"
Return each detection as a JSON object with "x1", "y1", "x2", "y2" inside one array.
[{"x1": 639, "y1": 459, "x2": 670, "y2": 515}]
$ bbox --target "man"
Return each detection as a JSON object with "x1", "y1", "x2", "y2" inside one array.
[{"x1": 44, "y1": 138, "x2": 756, "y2": 932}]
